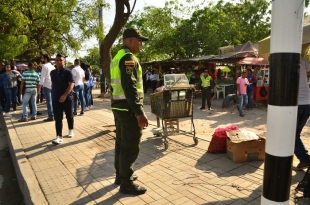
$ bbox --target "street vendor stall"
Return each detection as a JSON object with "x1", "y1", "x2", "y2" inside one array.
[{"x1": 150, "y1": 74, "x2": 197, "y2": 150}]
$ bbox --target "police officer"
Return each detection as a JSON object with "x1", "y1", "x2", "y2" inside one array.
[
  {"x1": 199, "y1": 70, "x2": 214, "y2": 110},
  {"x1": 110, "y1": 28, "x2": 149, "y2": 195}
]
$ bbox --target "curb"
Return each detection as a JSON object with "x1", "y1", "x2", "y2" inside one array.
[{"x1": 3, "y1": 116, "x2": 48, "y2": 205}]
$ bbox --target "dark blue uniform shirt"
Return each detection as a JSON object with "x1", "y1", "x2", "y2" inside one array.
[{"x1": 50, "y1": 68, "x2": 74, "y2": 101}]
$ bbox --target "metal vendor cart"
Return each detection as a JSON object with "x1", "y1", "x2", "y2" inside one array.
[{"x1": 150, "y1": 74, "x2": 197, "y2": 150}]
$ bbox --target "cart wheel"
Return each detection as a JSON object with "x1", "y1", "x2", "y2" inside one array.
[
  {"x1": 164, "y1": 142, "x2": 169, "y2": 150},
  {"x1": 193, "y1": 137, "x2": 198, "y2": 145}
]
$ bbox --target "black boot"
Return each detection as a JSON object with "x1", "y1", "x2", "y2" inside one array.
[{"x1": 119, "y1": 183, "x2": 147, "y2": 195}]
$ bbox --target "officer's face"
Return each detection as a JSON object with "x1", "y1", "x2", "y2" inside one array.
[{"x1": 130, "y1": 37, "x2": 143, "y2": 54}]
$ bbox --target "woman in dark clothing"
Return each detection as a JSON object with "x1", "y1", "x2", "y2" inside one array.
[
  {"x1": 89, "y1": 67, "x2": 94, "y2": 106},
  {"x1": 0, "y1": 63, "x2": 6, "y2": 111},
  {"x1": 0, "y1": 64, "x2": 20, "y2": 116},
  {"x1": 84, "y1": 66, "x2": 91, "y2": 110}
]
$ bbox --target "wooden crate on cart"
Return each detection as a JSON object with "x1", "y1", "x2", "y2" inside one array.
[
  {"x1": 150, "y1": 88, "x2": 194, "y2": 119},
  {"x1": 150, "y1": 85, "x2": 197, "y2": 149}
]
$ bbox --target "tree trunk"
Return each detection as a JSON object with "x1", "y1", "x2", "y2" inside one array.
[{"x1": 99, "y1": 0, "x2": 131, "y2": 96}]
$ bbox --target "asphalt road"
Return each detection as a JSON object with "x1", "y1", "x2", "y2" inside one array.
[{"x1": 0, "y1": 117, "x2": 24, "y2": 205}]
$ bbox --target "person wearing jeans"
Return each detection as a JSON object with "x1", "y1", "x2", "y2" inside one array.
[
  {"x1": 43, "y1": 87, "x2": 53, "y2": 119},
  {"x1": 72, "y1": 59, "x2": 85, "y2": 115},
  {"x1": 0, "y1": 64, "x2": 20, "y2": 117},
  {"x1": 84, "y1": 67, "x2": 92, "y2": 110},
  {"x1": 18, "y1": 62, "x2": 40, "y2": 122},
  {"x1": 236, "y1": 71, "x2": 249, "y2": 117},
  {"x1": 39, "y1": 54, "x2": 55, "y2": 121},
  {"x1": 0, "y1": 63, "x2": 5, "y2": 111},
  {"x1": 73, "y1": 84, "x2": 85, "y2": 114},
  {"x1": 4, "y1": 87, "x2": 17, "y2": 115},
  {"x1": 21, "y1": 88, "x2": 37, "y2": 120},
  {"x1": 237, "y1": 94, "x2": 248, "y2": 116},
  {"x1": 246, "y1": 68, "x2": 257, "y2": 110},
  {"x1": 84, "y1": 81, "x2": 90, "y2": 110}
]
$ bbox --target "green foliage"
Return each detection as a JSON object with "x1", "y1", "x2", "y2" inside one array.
[
  {"x1": 80, "y1": 47, "x2": 101, "y2": 75},
  {"x1": 0, "y1": 0, "x2": 107, "y2": 61},
  {"x1": 126, "y1": 0, "x2": 271, "y2": 60}
]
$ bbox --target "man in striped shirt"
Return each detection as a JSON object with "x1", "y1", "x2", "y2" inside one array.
[{"x1": 18, "y1": 62, "x2": 40, "y2": 122}]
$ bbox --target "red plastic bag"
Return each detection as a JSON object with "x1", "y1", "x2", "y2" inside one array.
[{"x1": 207, "y1": 125, "x2": 239, "y2": 153}]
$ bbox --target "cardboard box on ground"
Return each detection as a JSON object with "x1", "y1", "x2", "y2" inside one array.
[{"x1": 226, "y1": 130, "x2": 266, "y2": 163}]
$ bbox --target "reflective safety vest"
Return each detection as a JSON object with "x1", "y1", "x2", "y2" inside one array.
[
  {"x1": 186, "y1": 72, "x2": 192, "y2": 81},
  {"x1": 201, "y1": 75, "x2": 211, "y2": 87},
  {"x1": 110, "y1": 49, "x2": 143, "y2": 111}
]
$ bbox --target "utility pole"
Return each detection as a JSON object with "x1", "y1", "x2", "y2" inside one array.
[
  {"x1": 98, "y1": 4, "x2": 106, "y2": 94},
  {"x1": 261, "y1": 0, "x2": 304, "y2": 204}
]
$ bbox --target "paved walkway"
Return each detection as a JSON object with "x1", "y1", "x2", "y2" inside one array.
[{"x1": 3, "y1": 88, "x2": 310, "y2": 205}]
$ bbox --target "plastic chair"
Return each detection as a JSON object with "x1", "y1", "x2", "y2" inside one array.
[{"x1": 216, "y1": 86, "x2": 224, "y2": 99}]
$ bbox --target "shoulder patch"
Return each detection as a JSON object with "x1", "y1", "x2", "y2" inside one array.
[
  {"x1": 125, "y1": 60, "x2": 135, "y2": 66},
  {"x1": 126, "y1": 66, "x2": 134, "y2": 75}
]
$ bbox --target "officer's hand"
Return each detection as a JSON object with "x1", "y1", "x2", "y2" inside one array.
[
  {"x1": 59, "y1": 94, "x2": 66, "y2": 103},
  {"x1": 137, "y1": 114, "x2": 148, "y2": 128}
]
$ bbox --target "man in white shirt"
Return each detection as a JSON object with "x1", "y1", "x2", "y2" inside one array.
[
  {"x1": 150, "y1": 70, "x2": 159, "y2": 92},
  {"x1": 39, "y1": 54, "x2": 55, "y2": 121},
  {"x1": 71, "y1": 59, "x2": 85, "y2": 115}
]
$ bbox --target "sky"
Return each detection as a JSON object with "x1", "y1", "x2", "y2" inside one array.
[{"x1": 70, "y1": 0, "x2": 310, "y2": 62}]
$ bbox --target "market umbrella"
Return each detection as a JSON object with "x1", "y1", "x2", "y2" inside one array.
[
  {"x1": 218, "y1": 66, "x2": 231, "y2": 72},
  {"x1": 258, "y1": 15, "x2": 310, "y2": 56},
  {"x1": 217, "y1": 66, "x2": 231, "y2": 78}
]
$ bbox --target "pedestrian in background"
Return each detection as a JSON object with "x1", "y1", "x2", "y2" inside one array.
[
  {"x1": 199, "y1": 70, "x2": 214, "y2": 110},
  {"x1": 246, "y1": 68, "x2": 257, "y2": 110},
  {"x1": 293, "y1": 57, "x2": 310, "y2": 170},
  {"x1": 72, "y1": 59, "x2": 85, "y2": 115},
  {"x1": 0, "y1": 63, "x2": 6, "y2": 111},
  {"x1": 236, "y1": 71, "x2": 249, "y2": 117},
  {"x1": 150, "y1": 70, "x2": 158, "y2": 92},
  {"x1": 83, "y1": 65, "x2": 91, "y2": 111},
  {"x1": 39, "y1": 54, "x2": 55, "y2": 121},
  {"x1": 89, "y1": 66, "x2": 94, "y2": 106},
  {"x1": 0, "y1": 64, "x2": 20, "y2": 117},
  {"x1": 18, "y1": 62, "x2": 40, "y2": 121},
  {"x1": 50, "y1": 54, "x2": 74, "y2": 145}
]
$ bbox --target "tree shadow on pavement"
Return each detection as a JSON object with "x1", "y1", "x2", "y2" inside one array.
[{"x1": 68, "y1": 136, "x2": 166, "y2": 205}]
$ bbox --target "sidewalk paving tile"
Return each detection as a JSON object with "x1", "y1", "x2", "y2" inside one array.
[{"x1": 5, "y1": 89, "x2": 310, "y2": 204}]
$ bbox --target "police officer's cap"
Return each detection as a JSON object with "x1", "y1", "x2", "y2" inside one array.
[{"x1": 123, "y1": 28, "x2": 149, "y2": 41}]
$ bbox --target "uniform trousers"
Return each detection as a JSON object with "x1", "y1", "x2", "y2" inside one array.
[
  {"x1": 52, "y1": 100, "x2": 74, "y2": 137},
  {"x1": 113, "y1": 109, "x2": 142, "y2": 186},
  {"x1": 201, "y1": 87, "x2": 211, "y2": 109}
]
